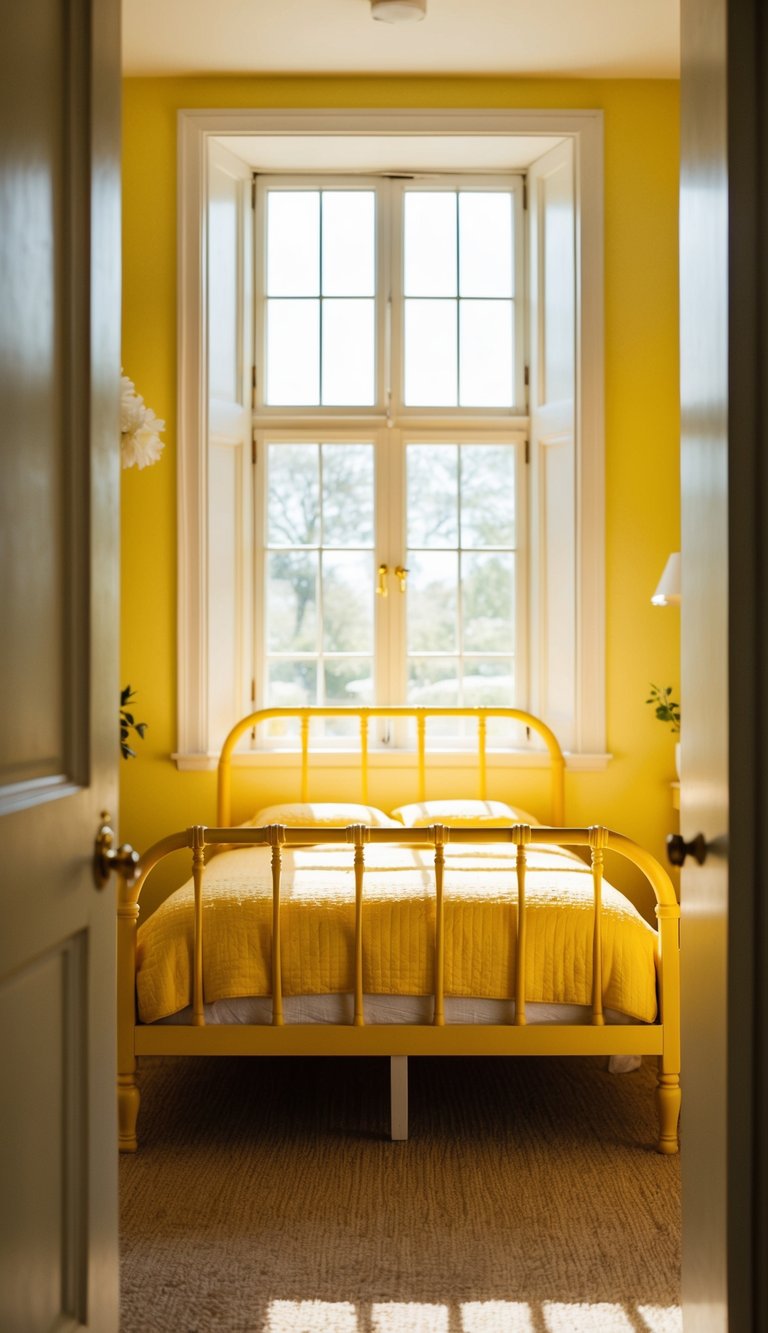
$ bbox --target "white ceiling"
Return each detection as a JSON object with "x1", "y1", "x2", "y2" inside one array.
[{"x1": 122, "y1": 0, "x2": 680, "y2": 79}]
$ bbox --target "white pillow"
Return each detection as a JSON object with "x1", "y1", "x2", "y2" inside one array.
[
  {"x1": 247, "y1": 802, "x2": 401, "y2": 828},
  {"x1": 390, "y1": 799, "x2": 540, "y2": 828}
]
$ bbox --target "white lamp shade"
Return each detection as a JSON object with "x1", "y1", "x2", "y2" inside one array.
[
  {"x1": 371, "y1": 0, "x2": 427, "y2": 21},
  {"x1": 651, "y1": 552, "x2": 681, "y2": 606}
]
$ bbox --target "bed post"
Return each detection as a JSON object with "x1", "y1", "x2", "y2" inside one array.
[
  {"x1": 117, "y1": 881, "x2": 141, "y2": 1151},
  {"x1": 655, "y1": 902, "x2": 682, "y2": 1153}
]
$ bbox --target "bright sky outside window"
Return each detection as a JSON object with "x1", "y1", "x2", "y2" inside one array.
[
  {"x1": 403, "y1": 191, "x2": 515, "y2": 408},
  {"x1": 262, "y1": 182, "x2": 519, "y2": 412},
  {"x1": 265, "y1": 190, "x2": 376, "y2": 407}
]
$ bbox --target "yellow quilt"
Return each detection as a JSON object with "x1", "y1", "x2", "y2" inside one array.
[{"x1": 136, "y1": 843, "x2": 658, "y2": 1025}]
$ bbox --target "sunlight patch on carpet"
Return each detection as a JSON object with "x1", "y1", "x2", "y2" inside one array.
[
  {"x1": 267, "y1": 1300, "x2": 358, "y2": 1332},
  {"x1": 462, "y1": 1300, "x2": 534, "y2": 1331},
  {"x1": 637, "y1": 1306, "x2": 684, "y2": 1333},
  {"x1": 266, "y1": 1300, "x2": 682, "y2": 1333}
]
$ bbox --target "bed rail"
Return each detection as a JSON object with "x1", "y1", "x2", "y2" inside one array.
[
  {"x1": 119, "y1": 822, "x2": 680, "y2": 1154},
  {"x1": 216, "y1": 706, "x2": 566, "y2": 825}
]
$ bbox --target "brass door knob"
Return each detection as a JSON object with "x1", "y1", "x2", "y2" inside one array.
[
  {"x1": 94, "y1": 812, "x2": 140, "y2": 889},
  {"x1": 666, "y1": 832, "x2": 707, "y2": 868}
]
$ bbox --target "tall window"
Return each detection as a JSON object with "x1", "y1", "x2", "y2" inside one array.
[
  {"x1": 254, "y1": 176, "x2": 526, "y2": 720},
  {"x1": 178, "y1": 112, "x2": 604, "y2": 764}
]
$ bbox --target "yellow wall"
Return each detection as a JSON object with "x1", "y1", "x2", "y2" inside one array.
[{"x1": 121, "y1": 76, "x2": 680, "y2": 920}]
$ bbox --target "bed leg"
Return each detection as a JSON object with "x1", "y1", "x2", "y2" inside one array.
[
  {"x1": 118, "y1": 1072, "x2": 140, "y2": 1153},
  {"x1": 656, "y1": 1070, "x2": 681, "y2": 1154},
  {"x1": 390, "y1": 1055, "x2": 408, "y2": 1141}
]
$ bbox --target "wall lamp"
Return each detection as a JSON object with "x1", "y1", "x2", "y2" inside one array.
[{"x1": 651, "y1": 552, "x2": 681, "y2": 606}]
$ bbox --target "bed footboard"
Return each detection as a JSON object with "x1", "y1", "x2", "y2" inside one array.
[{"x1": 117, "y1": 823, "x2": 680, "y2": 1154}]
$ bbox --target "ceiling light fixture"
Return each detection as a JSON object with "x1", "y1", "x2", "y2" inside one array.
[{"x1": 371, "y1": 0, "x2": 427, "y2": 22}]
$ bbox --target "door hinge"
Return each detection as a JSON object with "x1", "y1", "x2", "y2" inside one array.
[
  {"x1": 251, "y1": 176, "x2": 257, "y2": 210},
  {"x1": 252, "y1": 435, "x2": 258, "y2": 465},
  {"x1": 524, "y1": 365, "x2": 530, "y2": 388},
  {"x1": 523, "y1": 179, "x2": 528, "y2": 211},
  {"x1": 525, "y1": 437, "x2": 530, "y2": 465}
]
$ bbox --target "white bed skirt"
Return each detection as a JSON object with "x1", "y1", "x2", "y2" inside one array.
[{"x1": 153, "y1": 996, "x2": 643, "y2": 1075}]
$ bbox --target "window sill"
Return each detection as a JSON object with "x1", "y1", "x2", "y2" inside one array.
[{"x1": 172, "y1": 749, "x2": 612, "y2": 774}]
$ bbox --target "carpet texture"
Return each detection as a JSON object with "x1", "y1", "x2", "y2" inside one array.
[{"x1": 120, "y1": 1055, "x2": 680, "y2": 1333}]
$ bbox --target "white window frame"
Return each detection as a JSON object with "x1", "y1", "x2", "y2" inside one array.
[{"x1": 175, "y1": 108, "x2": 606, "y2": 770}]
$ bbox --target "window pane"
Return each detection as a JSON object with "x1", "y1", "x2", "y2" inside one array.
[
  {"x1": 407, "y1": 445, "x2": 458, "y2": 547},
  {"x1": 407, "y1": 551, "x2": 458, "y2": 653},
  {"x1": 462, "y1": 552, "x2": 515, "y2": 652},
  {"x1": 462, "y1": 660, "x2": 515, "y2": 706},
  {"x1": 404, "y1": 192, "x2": 456, "y2": 296},
  {"x1": 266, "y1": 191, "x2": 319, "y2": 296},
  {"x1": 266, "y1": 299, "x2": 319, "y2": 405},
  {"x1": 322, "y1": 444, "x2": 374, "y2": 547},
  {"x1": 322, "y1": 551, "x2": 373, "y2": 653},
  {"x1": 322, "y1": 299, "x2": 375, "y2": 406},
  {"x1": 459, "y1": 193, "x2": 513, "y2": 297},
  {"x1": 460, "y1": 445, "x2": 516, "y2": 548},
  {"x1": 267, "y1": 444, "x2": 319, "y2": 546},
  {"x1": 322, "y1": 192, "x2": 375, "y2": 296},
  {"x1": 324, "y1": 658, "x2": 374, "y2": 705},
  {"x1": 267, "y1": 659, "x2": 317, "y2": 707},
  {"x1": 407, "y1": 658, "x2": 460, "y2": 705},
  {"x1": 459, "y1": 300, "x2": 514, "y2": 407},
  {"x1": 404, "y1": 300, "x2": 457, "y2": 407},
  {"x1": 267, "y1": 551, "x2": 318, "y2": 652}
]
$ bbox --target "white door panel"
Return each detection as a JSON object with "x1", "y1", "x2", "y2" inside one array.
[{"x1": 0, "y1": 1, "x2": 121, "y2": 1329}]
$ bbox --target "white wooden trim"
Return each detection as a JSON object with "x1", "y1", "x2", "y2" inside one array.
[
  {"x1": 573, "y1": 113, "x2": 606, "y2": 754},
  {"x1": 172, "y1": 749, "x2": 612, "y2": 773},
  {"x1": 178, "y1": 111, "x2": 210, "y2": 755},
  {"x1": 177, "y1": 108, "x2": 605, "y2": 758}
]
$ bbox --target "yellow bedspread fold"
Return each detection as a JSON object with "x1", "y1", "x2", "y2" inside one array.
[{"x1": 136, "y1": 843, "x2": 658, "y2": 1025}]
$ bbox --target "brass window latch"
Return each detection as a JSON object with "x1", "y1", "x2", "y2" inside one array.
[{"x1": 378, "y1": 564, "x2": 408, "y2": 595}]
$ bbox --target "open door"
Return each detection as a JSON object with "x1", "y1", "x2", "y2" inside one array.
[
  {"x1": 680, "y1": 0, "x2": 768, "y2": 1328},
  {"x1": 0, "y1": 2, "x2": 122, "y2": 1330}
]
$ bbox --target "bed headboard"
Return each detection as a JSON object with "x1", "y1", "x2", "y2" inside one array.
[{"x1": 217, "y1": 707, "x2": 565, "y2": 827}]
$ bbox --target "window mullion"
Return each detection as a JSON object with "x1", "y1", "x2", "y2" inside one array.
[{"x1": 389, "y1": 180, "x2": 405, "y2": 417}]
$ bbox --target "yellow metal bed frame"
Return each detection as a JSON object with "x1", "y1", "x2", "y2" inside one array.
[{"x1": 117, "y1": 707, "x2": 680, "y2": 1154}]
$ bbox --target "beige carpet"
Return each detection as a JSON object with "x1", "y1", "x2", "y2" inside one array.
[{"x1": 120, "y1": 1054, "x2": 680, "y2": 1333}]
